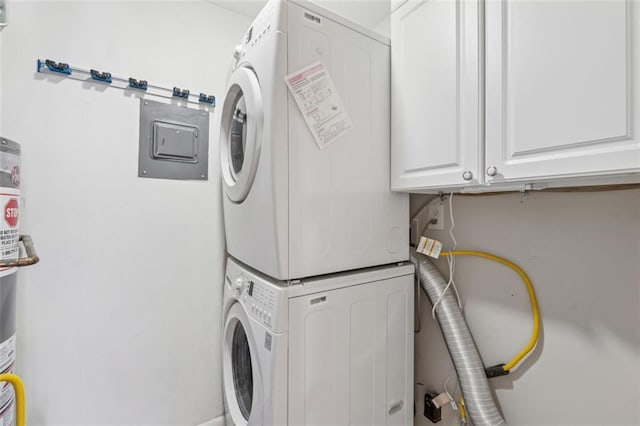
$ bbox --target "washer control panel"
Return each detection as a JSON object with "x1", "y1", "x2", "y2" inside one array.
[
  {"x1": 247, "y1": 280, "x2": 276, "y2": 328},
  {"x1": 225, "y1": 262, "x2": 279, "y2": 330}
]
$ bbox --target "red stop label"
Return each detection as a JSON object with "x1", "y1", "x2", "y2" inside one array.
[{"x1": 4, "y1": 199, "x2": 18, "y2": 228}]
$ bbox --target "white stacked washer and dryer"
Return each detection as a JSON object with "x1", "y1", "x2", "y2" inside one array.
[{"x1": 219, "y1": 1, "x2": 414, "y2": 424}]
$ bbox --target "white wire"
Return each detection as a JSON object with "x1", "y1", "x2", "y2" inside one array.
[
  {"x1": 443, "y1": 372, "x2": 461, "y2": 413},
  {"x1": 444, "y1": 375, "x2": 453, "y2": 398},
  {"x1": 446, "y1": 375, "x2": 466, "y2": 425},
  {"x1": 431, "y1": 192, "x2": 463, "y2": 318},
  {"x1": 448, "y1": 192, "x2": 463, "y2": 310},
  {"x1": 450, "y1": 255, "x2": 463, "y2": 311},
  {"x1": 448, "y1": 191, "x2": 457, "y2": 251},
  {"x1": 444, "y1": 372, "x2": 462, "y2": 400},
  {"x1": 432, "y1": 254, "x2": 454, "y2": 318}
]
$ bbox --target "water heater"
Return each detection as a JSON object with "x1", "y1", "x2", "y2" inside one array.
[{"x1": 0, "y1": 138, "x2": 38, "y2": 425}]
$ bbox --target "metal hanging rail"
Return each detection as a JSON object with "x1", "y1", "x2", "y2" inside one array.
[{"x1": 36, "y1": 59, "x2": 216, "y2": 109}]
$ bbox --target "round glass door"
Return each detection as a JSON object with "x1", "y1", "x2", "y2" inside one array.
[
  {"x1": 220, "y1": 67, "x2": 264, "y2": 203},
  {"x1": 231, "y1": 321, "x2": 253, "y2": 420},
  {"x1": 223, "y1": 303, "x2": 263, "y2": 425}
]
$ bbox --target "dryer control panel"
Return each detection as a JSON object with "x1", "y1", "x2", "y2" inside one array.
[{"x1": 235, "y1": 0, "x2": 281, "y2": 62}]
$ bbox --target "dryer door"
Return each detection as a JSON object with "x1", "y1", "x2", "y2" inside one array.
[
  {"x1": 223, "y1": 302, "x2": 263, "y2": 425},
  {"x1": 220, "y1": 67, "x2": 264, "y2": 203}
]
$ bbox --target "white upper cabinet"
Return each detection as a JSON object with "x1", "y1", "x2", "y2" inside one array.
[
  {"x1": 391, "y1": 0, "x2": 481, "y2": 191},
  {"x1": 392, "y1": 0, "x2": 640, "y2": 192},
  {"x1": 485, "y1": 0, "x2": 640, "y2": 184}
]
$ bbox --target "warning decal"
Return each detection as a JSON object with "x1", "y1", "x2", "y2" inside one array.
[
  {"x1": 0, "y1": 189, "x2": 19, "y2": 276},
  {"x1": 284, "y1": 62, "x2": 353, "y2": 150},
  {"x1": 0, "y1": 335, "x2": 16, "y2": 415},
  {"x1": 4, "y1": 199, "x2": 18, "y2": 228}
]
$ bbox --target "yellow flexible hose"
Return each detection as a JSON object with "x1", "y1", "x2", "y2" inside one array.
[
  {"x1": 0, "y1": 373, "x2": 25, "y2": 426},
  {"x1": 458, "y1": 397, "x2": 466, "y2": 420},
  {"x1": 440, "y1": 250, "x2": 540, "y2": 372}
]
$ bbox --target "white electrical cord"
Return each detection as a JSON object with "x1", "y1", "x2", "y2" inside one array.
[
  {"x1": 431, "y1": 192, "x2": 463, "y2": 318},
  {"x1": 431, "y1": 255, "x2": 456, "y2": 318},
  {"x1": 448, "y1": 191, "x2": 457, "y2": 250},
  {"x1": 444, "y1": 375, "x2": 454, "y2": 400},
  {"x1": 444, "y1": 374, "x2": 461, "y2": 408},
  {"x1": 447, "y1": 193, "x2": 463, "y2": 309}
]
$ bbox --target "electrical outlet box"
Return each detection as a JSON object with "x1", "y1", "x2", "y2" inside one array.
[
  {"x1": 424, "y1": 393, "x2": 442, "y2": 423},
  {"x1": 138, "y1": 99, "x2": 209, "y2": 180},
  {"x1": 426, "y1": 204, "x2": 445, "y2": 230}
]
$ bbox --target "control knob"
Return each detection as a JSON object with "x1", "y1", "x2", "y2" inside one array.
[
  {"x1": 233, "y1": 278, "x2": 245, "y2": 296},
  {"x1": 233, "y1": 44, "x2": 244, "y2": 61}
]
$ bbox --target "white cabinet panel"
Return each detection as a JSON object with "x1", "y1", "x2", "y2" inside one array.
[
  {"x1": 485, "y1": 0, "x2": 640, "y2": 182},
  {"x1": 391, "y1": 0, "x2": 481, "y2": 190},
  {"x1": 288, "y1": 275, "x2": 413, "y2": 426}
]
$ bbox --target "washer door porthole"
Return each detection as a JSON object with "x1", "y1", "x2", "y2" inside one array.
[
  {"x1": 222, "y1": 303, "x2": 263, "y2": 426},
  {"x1": 231, "y1": 321, "x2": 253, "y2": 420}
]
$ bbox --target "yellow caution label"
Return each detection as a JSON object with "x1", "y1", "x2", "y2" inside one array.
[{"x1": 416, "y1": 236, "x2": 442, "y2": 259}]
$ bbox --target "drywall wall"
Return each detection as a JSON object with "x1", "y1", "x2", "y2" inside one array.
[
  {"x1": 1, "y1": 2, "x2": 249, "y2": 424},
  {"x1": 413, "y1": 189, "x2": 640, "y2": 425}
]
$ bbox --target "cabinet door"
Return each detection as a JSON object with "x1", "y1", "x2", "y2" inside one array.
[
  {"x1": 485, "y1": 0, "x2": 640, "y2": 183},
  {"x1": 391, "y1": 0, "x2": 481, "y2": 191},
  {"x1": 288, "y1": 275, "x2": 413, "y2": 425}
]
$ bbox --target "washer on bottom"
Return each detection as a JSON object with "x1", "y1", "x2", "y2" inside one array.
[{"x1": 221, "y1": 256, "x2": 414, "y2": 426}]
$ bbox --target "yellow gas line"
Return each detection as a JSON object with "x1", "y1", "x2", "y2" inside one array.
[
  {"x1": 441, "y1": 250, "x2": 540, "y2": 372},
  {"x1": 0, "y1": 373, "x2": 25, "y2": 426}
]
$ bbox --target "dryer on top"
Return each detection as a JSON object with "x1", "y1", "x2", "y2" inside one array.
[{"x1": 219, "y1": 0, "x2": 408, "y2": 281}]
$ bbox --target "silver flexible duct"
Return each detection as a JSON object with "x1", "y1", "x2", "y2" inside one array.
[{"x1": 411, "y1": 252, "x2": 507, "y2": 426}]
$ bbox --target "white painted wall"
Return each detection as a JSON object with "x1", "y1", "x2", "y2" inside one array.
[
  {"x1": 413, "y1": 189, "x2": 640, "y2": 425},
  {"x1": 1, "y1": 2, "x2": 249, "y2": 424}
]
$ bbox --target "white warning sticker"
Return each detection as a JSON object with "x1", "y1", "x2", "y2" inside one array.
[
  {"x1": 0, "y1": 395, "x2": 15, "y2": 426},
  {"x1": 416, "y1": 237, "x2": 442, "y2": 259},
  {"x1": 0, "y1": 335, "x2": 15, "y2": 372},
  {"x1": 284, "y1": 62, "x2": 353, "y2": 150},
  {"x1": 0, "y1": 335, "x2": 16, "y2": 413},
  {"x1": 0, "y1": 190, "x2": 19, "y2": 278}
]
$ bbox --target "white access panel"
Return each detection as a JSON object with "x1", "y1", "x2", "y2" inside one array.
[
  {"x1": 485, "y1": 0, "x2": 640, "y2": 182},
  {"x1": 391, "y1": 0, "x2": 481, "y2": 191},
  {"x1": 288, "y1": 273, "x2": 414, "y2": 425},
  {"x1": 287, "y1": 2, "x2": 409, "y2": 279}
]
